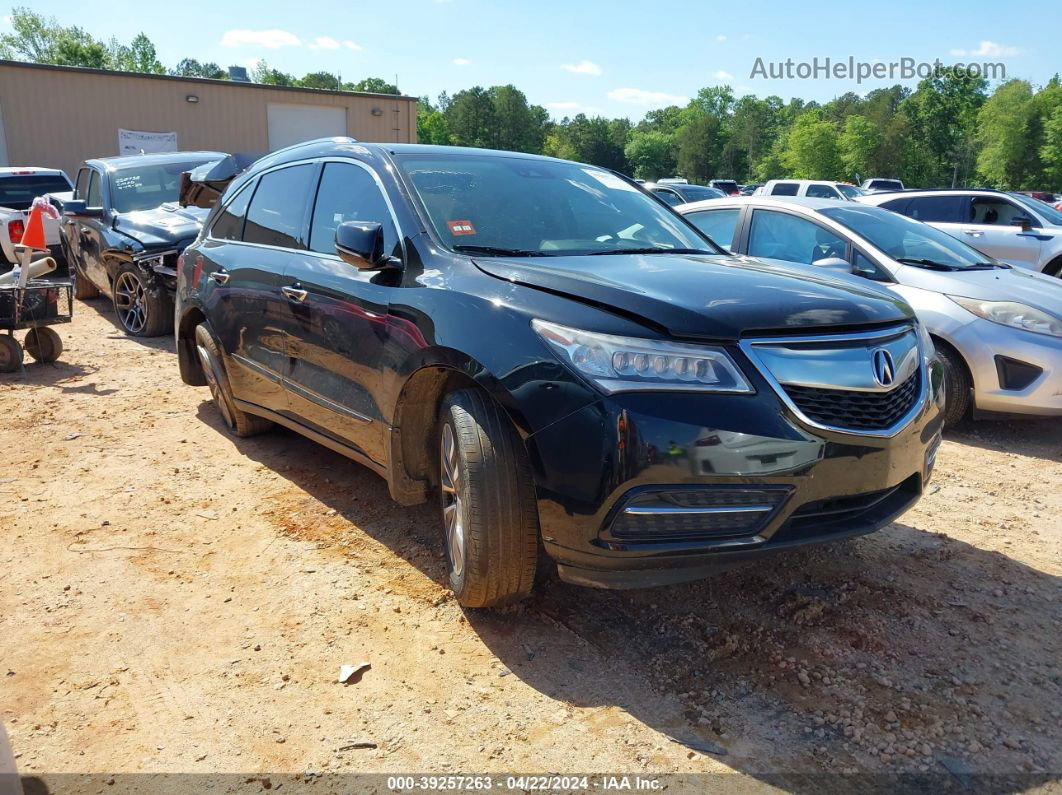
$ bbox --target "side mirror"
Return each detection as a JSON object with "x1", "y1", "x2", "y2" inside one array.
[
  {"x1": 1011, "y1": 216, "x2": 1033, "y2": 231},
  {"x1": 811, "y1": 256, "x2": 854, "y2": 273},
  {"x1": 62, "y1": 200, "x2": 102, "y2": 218},
  {"x1": 335, "y1": 221, "x2": 390, "y2": 269}
]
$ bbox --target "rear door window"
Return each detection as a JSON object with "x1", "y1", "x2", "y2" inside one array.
[
  {"x1": 770, "y1": 182, "x2": 799, "y2": 196},
  {"x1": 243, "y1": 165, "x2": 315, "y2": 249},
  {"x1": 906, "y1": 195, "x2": 964, "y2": 223},
  {"x1": 748, "y1": 209, "x2": 848, "y2": 264},
  {"x1": 685, "y1": 208, "x2": 740, "y2": 250}
]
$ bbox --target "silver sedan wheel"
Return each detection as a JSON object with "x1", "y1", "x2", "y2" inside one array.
[
  {"x1": 113, "y1": 271, "x2": 148, "y2": 334},
  {"x1": 440, "y1": 423, "x2": 465, "y2": 578}
]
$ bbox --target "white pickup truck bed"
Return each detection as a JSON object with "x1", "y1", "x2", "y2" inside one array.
[{"x1": 0, "y1": 167, "x2": 73, "y2": 264}]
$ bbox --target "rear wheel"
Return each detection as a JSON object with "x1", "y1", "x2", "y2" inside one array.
[
  {"x1": 1044, "y1": 257, "x2": 1062, "y2": 278},
  {"x1": 0, "y1": 335, "x2": 22, "y2": 372},
  {"x1": 24, "y1": 327, "x2": 63, "y2": 362},
  {"x1": 194, "y1": 323, "x2": 272, "y2": 437},
  {"x1": 438, "y1": 389, "x2": 539, "y2": 608},
  {"x1": 937, "y1": 343, "x2": 972, "y2": 428},
  {"x1": 113, "y1": 263, "x2": 171, "y2": 337}
]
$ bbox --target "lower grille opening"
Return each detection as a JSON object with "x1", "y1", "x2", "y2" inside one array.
[
  {"x1": 995, "y1": 356, "x2": 1042, "y2": 392},
  {"x1": 607, "y1": 486, "x2": 790, "y2": 543},
  {"x1": 768, "y1": 474, "x2": 921, "y2": 545},
  {"x1": 784, "y1": 369, "x2": 920, "y2": 431}
]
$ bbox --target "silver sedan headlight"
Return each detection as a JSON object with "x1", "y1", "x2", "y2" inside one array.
[
  {"x1": 948, "y1": 296, "x2": 1062, "y2": 338},
  {"x1": 531, "y1": 319, "x2": 752, "y2": 394}
]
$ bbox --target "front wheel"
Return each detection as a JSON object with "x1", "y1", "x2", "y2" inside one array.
[
  {"x1": 937, "y1": 344, "x2": 972, "y2": 428},
  {"x1": 438, "y1": 389, "x2": 540, "y2": 608},
  {"x1": 112, "y1": 263, "x2": 171, "y2": 336}
]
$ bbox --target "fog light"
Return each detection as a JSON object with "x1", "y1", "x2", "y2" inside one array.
[{"x1": 608, "y1": 487, "x2": 790, "y2": 543}]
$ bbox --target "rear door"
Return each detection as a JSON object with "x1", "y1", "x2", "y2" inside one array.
[
  {"x1": 280, "y1": 159, "x2": 405, "y2": 465},
  {"x1": 199, "y1": 163, "x2": 316, "y2": 413}
]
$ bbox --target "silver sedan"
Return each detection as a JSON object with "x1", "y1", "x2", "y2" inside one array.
[{"x1": 677, "y1": 196, "x2": 1062, "y2": 425}]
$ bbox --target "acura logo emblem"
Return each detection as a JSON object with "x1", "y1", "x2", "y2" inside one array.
[{"x1": 872, "y1": 348, "x2": 895, "y2": 387}]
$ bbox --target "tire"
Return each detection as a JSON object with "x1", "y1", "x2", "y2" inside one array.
[
  {"x1": 71, "y1": 256, "x2": 99, "y2": 300},
  {"x1": 193, "y1": 323, "x2": 273, "y2": 438},
  {"x1": 112, "y1": 262, "x2": 171, "y2": 336},
  {"x1": 1044, "y1": 258, "x2": 1062, "y2": 278},
  {"x1": 24, "y1": 327, "x2": 63, "y2": 362},
  {"x1": 438, "y1": 389, "x2": 539, "y2": 608},
  {"x1": 937, "y1": 343, "x2": 972, "y2": 428},
  {"x1": 0, "y1": 335, "x2": 22, "y2": 372}
]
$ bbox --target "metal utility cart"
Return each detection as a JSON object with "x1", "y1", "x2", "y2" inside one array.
[{"x1": 0, "y1": 268, "x2": 73, "y2": 372}]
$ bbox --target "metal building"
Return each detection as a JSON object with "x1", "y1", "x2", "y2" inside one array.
[{"x1": 0, "y1": 61, "x2": 418, "y2": 178}]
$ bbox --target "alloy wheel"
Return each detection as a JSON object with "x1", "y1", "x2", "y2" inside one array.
[
  {"x1": 440, "y1": 423, "x2": 466, "y2": 578},
  {"x1": 113, "y1": 271, "x2": 149, "y2": 333}
]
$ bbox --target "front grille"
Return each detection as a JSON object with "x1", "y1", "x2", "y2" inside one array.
[
  {"x1": 607, "y1": 487, "x2": 790, "y2": 543},
  {"x1": 784, "y1": 369, "x2": 920, "y2": 431}
]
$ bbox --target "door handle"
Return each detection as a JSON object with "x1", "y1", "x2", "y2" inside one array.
[
  {"x1": 281, "y1": 284, "x2": 308, "y2": 303},
  {"x1": 963, "y1": 229, "x2": 984, "y2": 237},
  {"x1": 208, "y1": 270, "x2": 230, "y2": 285}
]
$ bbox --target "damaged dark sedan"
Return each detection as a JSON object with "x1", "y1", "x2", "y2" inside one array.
[{"x1": 59, "y1": 151, "x2": 225, "y2": 336}]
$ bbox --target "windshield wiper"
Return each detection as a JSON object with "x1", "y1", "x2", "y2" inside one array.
[
  {"x1": 894, "y1": 257, "x2": 959, "y2": 271},
  {"x1": 453, "y1": 244, "x2": 553, "y2": 257},
  {"x1": 966, "y1": 261, "x2": 1009, "y2": 270},
  {"x1": 585, "y1": 247, "x2": 715, "y2": 256}
]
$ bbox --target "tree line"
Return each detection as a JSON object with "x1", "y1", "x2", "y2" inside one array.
[{"x1": 3, "y1": 7, "x2": 1060, "y2": 190}]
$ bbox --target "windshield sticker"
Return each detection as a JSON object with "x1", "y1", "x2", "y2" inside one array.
[
  {"x1": 114, "y1": 175, "x2": 143, "y2": 191},
  {"x1": 581, "y1": 169, "x2": 636, "y2": 192},
  {"x1": 447, "y1": 220, "x2": 476, "y2": 236}
]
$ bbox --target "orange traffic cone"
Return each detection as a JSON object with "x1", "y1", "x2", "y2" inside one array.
[{"x1": 19, "y1": 202, "x2": 48, "y2": 251}]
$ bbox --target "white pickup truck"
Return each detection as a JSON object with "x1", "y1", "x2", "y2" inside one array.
[{"x1": 0, "y1": 167, "x2": 73, "y2": 265}]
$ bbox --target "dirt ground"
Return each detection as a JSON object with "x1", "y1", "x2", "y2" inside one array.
[{"x1": 1, "y1": 300, "x2": 1059, "y2": 792}]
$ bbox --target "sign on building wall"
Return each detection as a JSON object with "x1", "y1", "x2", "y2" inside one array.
[{"x1": 118, "y1": 129, "x2": 178, "y2": 156}]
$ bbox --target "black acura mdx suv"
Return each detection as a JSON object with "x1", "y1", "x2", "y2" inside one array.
[{"x1": 176, "y1": 138, "x2": 944, "y2": 607}]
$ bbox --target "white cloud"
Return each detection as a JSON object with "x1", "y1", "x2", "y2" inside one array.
[
  {"x1": 310, "y1": 36, "x2": 341, "y2": 49},
  {"x1": 713, "y1": 70, "x2": 734, "y2": 81},
  {"x1": 949, "y1": 40, "x2": 1023, "y2": 57},
  {"x1": 561, "y1": 60, "x2": 603, "y2": 76},
  {"x1": 607, "y1": 87, "x2": 688, "y2": 107},
  {"x1": 343, "y1": 40, "x2": 362, "y2": 51},
  {"x1": 221, "y1": 28, "x2": 302, "y2": 49},
  {"x1": 715, "y1": 35, "x2": 727, "y2": 42},
  {"x1": 453, "y1": 57, "x2": 471, "y2": 65}
]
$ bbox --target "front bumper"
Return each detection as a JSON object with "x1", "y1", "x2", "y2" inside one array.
[
  {"x1": 525, "y1": 360, "x2": 944, "y2": 589},
  {"x1": 951, "y1": 318, "x2": 1062, "y2": 416}
]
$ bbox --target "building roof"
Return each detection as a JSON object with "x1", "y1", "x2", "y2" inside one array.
[{"x1": 0, "y1": 59, "x2": 418, "y2": 103}]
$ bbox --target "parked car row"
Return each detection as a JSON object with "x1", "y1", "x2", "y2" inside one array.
[
  {"x1": 678, "y1": 195, "x2": 1061, "y2": 425},
  {"x1": 8, "y1": 138, "x2": 1057, "y2": 611}
]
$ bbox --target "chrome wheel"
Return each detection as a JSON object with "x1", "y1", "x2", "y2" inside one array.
[
  {"x1": 440, "y1": 423, "x2": 465, "y2": 578},
  {"x1": 195, "y1": 341, "x2": 235, "y2": 429},
  {"x1": 114, "y1": 271, "x2": 148, "y2": 333}
]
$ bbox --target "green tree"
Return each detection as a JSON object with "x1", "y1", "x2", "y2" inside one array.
[
  {"x1": 252, "y1": 60, "x2": 295, "y2": 86},
  {"x1": 902, "y1": 72, "x2": 987, "y2": 186},
  {"x1": 445, "y1": 87, "x2": 497, "y2": 148},
  {"x1": 543, "y1": 115, "x2": 627, "y2": 170},
  {"x1": 1041, "y1": 105, "x2": 1062, "y2": 188},
  {"x1": 624, "y1": 130, "x2": 674, "y2": 179},
  {"x1": 976, "y1": 80, "x2": 1037, "y2": 189},
  {"x1": 490, "y1": 84, "x2": 541, "y2": 152},
  {"x1": 298, "y1": 71, "x2": 340, "y2": 90},
  {"x1": 0, "y1": 7, "x2": 110, "y2": 68},
  {"x1": 171, "y1": 59, "x2": 227, "y2": 79},
  {"x1": 348, "y1": 77, "x2": 400, "y2": 95},
  {"x1": 675, "y1": 114, "x2": 723, "y2": 182},
  {"x1": 839, "y1": 114, "x2": 882, "y2": 181},
  {"x1": 110, "y1": 32, "x2": 164, "y2": 74},
  {"x1": 782, "y1": 111, "x2": 843, "y2": 179}
]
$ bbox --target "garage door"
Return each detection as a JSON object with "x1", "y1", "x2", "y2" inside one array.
[{"x1": 267, "y1": 104, "x2": 347, "y2": 151}]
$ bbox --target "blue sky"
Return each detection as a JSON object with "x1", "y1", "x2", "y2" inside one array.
[{"x1": 7, "y1": 0, "x2": 1060, "y2": 119}]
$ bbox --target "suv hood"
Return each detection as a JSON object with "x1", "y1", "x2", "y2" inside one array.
[
  {"x1": 474, "y1": 253, "x2": 912, "y2": 340},
  {"x1": 113, "y1": 203, "x2": 209, "y2": 248}
]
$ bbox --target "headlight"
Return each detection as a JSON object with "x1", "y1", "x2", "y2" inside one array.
[
  {"x1": 948, "y1": 296, "x2": 1062, "y2": 338},
  {"x1": 916, "y1": 319, "x2": 936, "y2": 361},
  {"x1": 531, "y1": 319, "x2": 753, "y2": 394}
]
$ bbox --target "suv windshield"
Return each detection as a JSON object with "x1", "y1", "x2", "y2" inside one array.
[
  {"x1": 0, "y1": 174, "x2": 71, "y2": 210},
  {"x1": 395, "y1": 153, "x2": 717, "y2": 256},
  {"x1": 837, "y1": 184, "x2": 866, "y2": 200},
  {"x1": 109, "y1": 159, "x2": 218, "y2": 213},
  {"x1": 1010, "y1": 192, "x2": 1062, "y2": 226},
  {"x1": 820, "y1": 205, "x2": 1000, "y2": 270}
]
